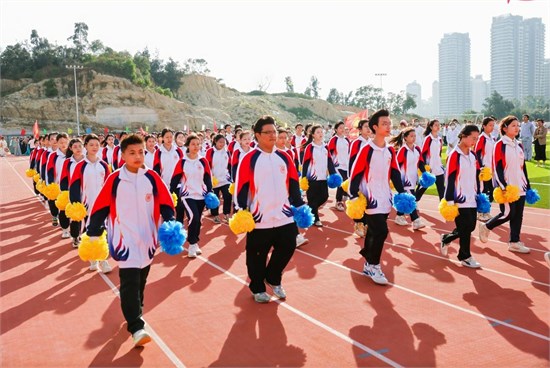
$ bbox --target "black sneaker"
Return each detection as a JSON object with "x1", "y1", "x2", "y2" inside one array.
[{"x1": 52, "y1": 217, "x2": 59, "y2": 227}]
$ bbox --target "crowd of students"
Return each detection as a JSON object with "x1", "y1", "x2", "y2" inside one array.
[{"x1": 23, "y1": 111, "x2": 547, "y2": 347}]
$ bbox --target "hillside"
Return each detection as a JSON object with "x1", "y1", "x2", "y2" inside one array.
[{"x1": 0, "y1": 71, "x2": 360, "y2": 134}]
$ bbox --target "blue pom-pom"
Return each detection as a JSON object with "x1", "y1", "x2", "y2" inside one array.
[
  {"x1": 476, "y1": 193, "x2": 491, "y2": 214},
  {"x1": 525, "y1": 188, "x2": 540, "y2": 205},
  {"x1": 158, "y1": 220, "x2": 187, "y2": 255},
  {"x1": 419, "y1": 171, "x2": 436, "y2": 188},
  {"x1": 291, "y1": 205, "x2": 315, "y2": 228},
  {"x1": 393, "y1": 192, "x2": 417, "y2": 214},
  {"x1": 327, "y1": 173, "x2": 343, "y2": 189},
  {"x1": 204, "y1": 192, "x2": 220, "y2": 209}
]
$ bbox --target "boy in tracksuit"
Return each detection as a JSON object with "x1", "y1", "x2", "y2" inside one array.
[{"x1": 85, "y1": 134, "x2": 175, "y2": 346}]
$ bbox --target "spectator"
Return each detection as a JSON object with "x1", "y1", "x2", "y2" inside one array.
[
  {"x1": 519, "y1": 114, "x2": 535, "y2": 161},
  {"x1": 533, "y1": 118, "x2": 547, "y2": 167},
  {"x1": 0, "y1": 135, "x2": 8, "y2": 157}
]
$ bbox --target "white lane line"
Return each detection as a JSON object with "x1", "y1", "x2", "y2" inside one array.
[
  {"x1": 198, "y1": 254, "x2": 403, "y2": 368},
  {"x1": 4, "y1": 157, "x2": 186, "y2": 368}
]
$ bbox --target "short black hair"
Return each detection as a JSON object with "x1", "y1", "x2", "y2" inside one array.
[
  {"x1": 369, "y1": 109, "x2": 389, "y2": 132},
  {"x1": 161, "y1": 127, "x2": 174, "y2": 137},
  {"x1": 458, "y1": 124, "x2": 479, "y2": 139},
  {"x1": 84, "y1": 134, "x2": 100, "y2": 146},
  {"x1": 252, "y1": 115, "x2": 276, "y2": 134},
  {"x1": 121, "y1": 134, "x2": 144, "y2": 152},
  {"x1": 358, "y1": 119, "x2": 369, "y2": 130}
]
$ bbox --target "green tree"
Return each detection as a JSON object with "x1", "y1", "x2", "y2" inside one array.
[
  {"x1": 386, "y1": 92, "x2": 405, "y2": 115},
  {"x1": 163, "y1": 58, "x2": 184, "y2": 92},
  {"x1": 44, "y1": 79, "x2": 58, "y2": 97},
  {"x1": 351, "y1": 85, "x2": 385, "y2": 110},
  {"x1": 67, "y1": 22, "x2": 89, "y2": 61},
  {"x1": 0, "y1": 43, "x2": 33, "y2": 78},
  {"x1": 402, "y1": 93, "x2": 417, "y2": 114},
  {"x1": 482, "y1": 91, "x2": 515, "y2": 118},
  {"x1": 183, "y1": 58, "x2": 210, "y2": 75},
  {"x1": 326, "y1": 88, "x2": 342, "y2": 104},
  {"x1": 310, "y1": 76, "x2": 320, "y2": 99},
  {"x1": 284, "y1": 76, "x2": 294, "y2": 93}
]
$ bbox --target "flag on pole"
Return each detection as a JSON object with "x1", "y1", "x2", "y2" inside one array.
[
  {"x1": 20, "y1": 129, "x2": 26, "y2": 136},
  {"x1": 213, "y1": 120, "x2": 217, "y2": 132},
  {"x1": 344, "y1": 109, "x2": 369, "y2": 139},
  {"x1": 86, "y1": 127, "x2": 92, "y2": 134},
  {"x1": 67, "y1": 128, "x2": 73, "y2": 134},
  {"x1": 145, "y1": 125, "x2": 149, "y2": 132},
  {"x1": 32, "y1": 120, "x2": 39, "y2": 139},
  {"x1": 104, "y1": 127, "x2": 109, "y2": 135}
]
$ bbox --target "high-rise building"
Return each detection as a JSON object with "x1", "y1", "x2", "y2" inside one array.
[
  {"x1": 471, "y1": 75, "x2": 490, "y2": 112},
  {"x1": 432, "y1": 81, "x2": 439, "y2": 115},
  {"x1": 439, "y1": 33, "x2": 471, "y2": 115},
  {"x1": 544, "y1": 59, "x2": 550, "y2": 100},
  {"x1": 406, "y1": 81, "x2": 422, "y2": 104},
  {"x1": 491, "y1": 14, "x2": 546, "y2": 100}
]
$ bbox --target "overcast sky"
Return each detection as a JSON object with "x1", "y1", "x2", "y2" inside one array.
[{"x1": 1, "y1": 0, "x2": 549, "y2": 100}]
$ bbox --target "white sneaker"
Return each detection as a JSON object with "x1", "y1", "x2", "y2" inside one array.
[
  {"x1": 61, "y1": 229, "x2": 70, "y2": 239},
  {"x1": 253, "y1": 292, "x2": 271, "y2": 303},
  {"x1": 354, "y1": 222, "x2": 365, "y2": 238},
  {"x1": 478, "y1": 223, "x2": 490, "y2": 243},
  {"x1": 188, "y1": 243, "x2": 198, "y2": 258},
  {"x1": 314, "y1": 220, "x2": 323, "y2": 227},
  {"x1": 395, "y1": 215, "x2": 408, "y2": 226},
  {"x1": 335, "y1": 202, "x2": 345, "y2": 212},
  {"x1": 99, "y1": 260, "x2": 112, "y2": 274},
  {"x1": 440, "y1": 235, "x2": 449, "y2": 257},
  {"x1": 89, "y1": 261, "x2": 98, "y2": 271},
  {"x1": 266, "y1": 283, "x2": 287, "y2": 299},
  {"x1": 461, "y1": 257, "x2": 481, "y2": 269},
  {"x1": 72, "y1": 237, "x2": 80, "y2": 248},
  {"x1": 508, "y1": 242, "x2": 530, "y2": 254},
  {"x1": 362, "y1": 263, "x2": 388, "y2": 285},
  {"x1": 412, "y1": 218, "x2": 426, "y2": 230},
  {"x1": 477, "y1": 212, "x2": 492, "y2": 222},
  {"x1": 544, "y1": 252, "x2": 550, "y2": 267},
  {"x1": 132, "y1": 329, "x2": 151, "y2": 347},
  {"x1": 296, "y1": 234, "x2": 309, "y2": 247}
]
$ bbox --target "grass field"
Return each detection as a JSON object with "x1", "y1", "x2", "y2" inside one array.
[{"x1": 423, "y1": 138, "x2": 550, "y2": 209}]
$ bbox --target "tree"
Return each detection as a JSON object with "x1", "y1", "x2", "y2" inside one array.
[
  {"x1": 163, "y1": 58, "x2": 185, "y2": 92},
  {"x1": 284, "y1": 76, "x2": 294, "y2": 93},
  {"x1": 351, "y1": 85, "x2": 385, "y2": 110},
  {"x1": 183, "y1": 58, "x2": 210, "y2": 75},
  {"x1": 310, "y1": 76, "x2": 320, "y2": 99},
  {"x1": 304, "y1": 86, "x2": 312, "y2": 97},
  {"x1": 326, "y1": 88, "x2": 342, "y2": 104},
  {"x1": 386, "y1": 92, "x2": 405, "y2": 115},
  {"x1": 482, "y1": 91, "x2": 514, "y2": 118},
  {"x1": 402, "y1": 93, "x2": 417, "y2": 114},
  {"x1": 67, "y1": 22, "x2": 89, "y2": 61},
  {"x1": 0, "y1": 43, "x2": 33, "y2": 78}
]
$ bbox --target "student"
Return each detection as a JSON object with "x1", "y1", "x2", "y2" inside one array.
[
  {"x1": 170, "y1": 134, "x2": 213, "y2": 258},
  {"x1": 479, "y1": 116, "x2": 533, "y2": 254},
  {"x1": 415, "y1": 119, "x2": 445, "y2": 201},
  {"x1": 327, "y1": 121, "x2": 350, "y2": 212},
  {"x1": 290, "y1": 123, "x2": 306, "y2": 164},
  {"x1": 348, "y1": 109, "x2": 407, "y2": 285},
  {"x1": 230, "y1": 130, "x2": 253, "y2": 183},
  {"x1": 474, "y1": 116, "x2": 497, "y2": 221},
  {"x1": 233, "y1": 116, "x2": 305, "y2": 303},
  {"x1": 46, "y1": 133, "x2": 69, "y2": 233},
  {"x1": 143, "y1": 134, "x2": 157, "y2": 169},
  {"x1": 100, "y1": 133, "x2": 116, "y2": 167},
  {"x1": 205, "y1": 134, "x2": 232, "y2": 224},
  {"x1": 85, "y1": 134, "x2": 176, "y2": 347},
  {"x1": 174, "y1": 131, "x2": 186, "y2": 151},
  {"x1": 440, "y1": 125, "x2": 482, "y2": 268},
  {"x1": 153, "y1": 128, "x2": 184, "y2": 186},
  {"x1": 227, "y1": 128, "x2": 242, "y2": 157},
  {"x1": 348, "y1": 119, "x2": 371, "y2": 237}
]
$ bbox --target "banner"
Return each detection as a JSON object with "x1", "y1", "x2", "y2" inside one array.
[
  {"x1": 344, "y1": 109, "x2": 369, "y2": 139},
  {"x1": 21, "y1": 129, "x2": 26, "y2": 136},
  {"x1": 104, "y1": 127, "x2": 109, "y2": 135},
  {"x1": 33, "y1": 120, "x2": 39, "y2": 139},
  {"x1": 86, "y1": 127, "x2": 92, "y2": 134}
]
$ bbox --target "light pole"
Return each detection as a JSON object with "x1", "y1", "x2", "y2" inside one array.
[
  {"x1": 374, "y1": 73, "x2": 387, "y2": 90},
  {"x1": 66, "y1": 65, "x2": 83, "y2": 135}
]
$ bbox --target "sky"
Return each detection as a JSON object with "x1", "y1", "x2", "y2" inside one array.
[{"x1": 1, "y1": 0, "x2": 549, "y2": 100}]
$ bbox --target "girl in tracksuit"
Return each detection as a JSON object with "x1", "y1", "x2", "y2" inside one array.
[
  {"x1": 29, "y1": 136, "x2": 44, "y2": 197},
  {"x1": 479, "y1": 116, "x2": 533, "y2": 254},
  {"x1": 230, "y1": 131, "x2": 252, "y2": 183},
  {"x1": 153, "y1": 128, "x2": 184, "y2": 186},
  {"x1": 170, "y1": 134, "x2": 214, "y2": 258},
  {"x1": 440, "y1": 125, "x2": 482, "y2": 268},
  {"x1": 46, "y1": 133, "x2": 69, "y2": 234},
  {"x1": 348, "y1": 119, "x2": 371, "y2": 238},
  {"x1": 474, "y1": 116, "x2": 497, "y2": 221},
  {"x1": 415, "y1": 119, "x2": 445, "y2": 201},
  {"x1": 101, "y1": 134, "x2": 116, "y2": 168},
  {"x1": 206, "y1": 134, "x2": 232, "y2": 223},
  {"x1": 327, "y1": 121, "x2": 350, "y2": 211},
  {"x1": 301, "y1": 125, "x2": 337, "y2": 227}
]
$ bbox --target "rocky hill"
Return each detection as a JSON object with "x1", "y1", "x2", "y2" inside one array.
[{"x1": 0, "y1": 71, "x2": 360, "y2": 134}]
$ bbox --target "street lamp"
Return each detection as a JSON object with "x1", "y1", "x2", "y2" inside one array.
[
  {"x1": 374, "y1": 73, "x2": 387, "y2": 90},
  {"x1": 65, "y1": 65, "x2": 83, "y2": 135}
]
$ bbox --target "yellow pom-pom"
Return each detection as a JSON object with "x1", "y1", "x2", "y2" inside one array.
[
  {"x1": 493, "y1": 187, "x2": 506, "y2": 204},
  {"x1": 299, "y1": 177, "x2": 309, "y2": 191},
  {"x1": 171, "y1": 192, "x2": 178, "y2": 207},
  {"x1": 43, "y1": 182, "x2": 61, "y2": 200},
  {"x1": 504, "y1": 185, "x2": 520, "y2": 203},
  {"x1": 345, "y1": 193, "x2": 367, "y2": 219},
  {"x1": 33, "y1": 173, "x2": 40, "y2": 183},
  {"x1": 55, "y1": 191, "x2": 70, "y2": 210},
  {"x1": 390, "y1": 180, "x2": 395, "y2": 191},
  {"x1": 228, "y1": 182, "x2": 235, "y2": 195},
  {"x1": 479, "y1": 167, "x2": 492, "y2": 181},
  {"x1": 66, "y1": 201, "x2": 87, "y2": 221},
  {"x1": 36, "y1": 179, "x2": 45, "y2": 194},
  {"x1": 228, "y1": 209, "x2": 255, "y2": 235},
  {"x1": 341, "y1": 179, "x2": 349, "y2": 193},
  {"x1": 418, "y1": 165, "x2": 432, "y2": 177},
  {"x1": 212, "y1": 176, "x2": 219, "y2": 187},
  {"x1": 78, "y1": 232, "x2": 109, "y2": 261},
  {"x1": 26, "y1": 168, "x2": 37, "y2": 178},
  {"x1": 438, "y1": 199, "x2": 459, "y2": 221}
]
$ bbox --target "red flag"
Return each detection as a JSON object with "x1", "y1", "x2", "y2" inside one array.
[
  {"x1": 213, "y1": 120, "x2": 217, "y2": 132},
  {"x1": 344, "y1": 109, "x2": 369, "y2": 139},
  {"x1": 20, "y1": 129, "x2": 26, "y2": 136},
  {"x1": 32, "y1": 120, "x2": 39, "y2": 139},
  {"x1": 104, "y1": 127, "x2": 109, "y2": 135}
]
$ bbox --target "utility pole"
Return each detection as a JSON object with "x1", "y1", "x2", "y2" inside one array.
[
  {"x1": 65, "y1": 64, "x2": 84, "y2": 135},
  {"x1": 374, "y1": 73, "x2": 387, "y2": 90}
]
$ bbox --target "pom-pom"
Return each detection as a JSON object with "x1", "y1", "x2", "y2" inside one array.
[
  {"x1": 158, "y1": 220, "x2": 187, "y2": 255},
  {"x1": 505, "y1": 185, "x2": 520, "y2": 203},
  {"x1": 43, "y1": 182, "x2": 61, "y2": 200},
  {"x1": 171, "y1": 192, "x2": 178, "y2": 207},
  {"x1": 228, "y1": 182, "x2": 235, "y2": 195},
  {"x1": 419, "y1": 171, "x2": 436, "y2": 188},
  {"x1": 26, "y1": 168, "x2": 37, "y2": 178},
  {"x1": 525, "y1": 188, "x2": 540, "y2": 205},
  {"x1": 36, "y1": 179, "x2": 45, "y2": 193},
  {"x1": 212, "y1": 176, "x2": 219, "y2": 187},
  {"x1": 476, "y1": 193, "x2": 491, "y2": 214},
  {"x1": 393, "y1": 192, "x2": 417, "y2": 215},
  {"x1": 229, "y1": 209, "x2": 255, "y2": 235},
  {"x1": 479, "y1": 167, "x2": 492, "y2": 181},
  {"x1": 78, "y1": 232, "x2": 109, "y2": 261},
  {"x1": 346, "y1": 193, "x2": 367, "y2": 219},
  {"x1": 327, "y1": 173, "x2": 343, "y2": 189},
  {"x1": 204, "y1": 192, "x2": 220, "y2": 209},
  {"x1": 390, "y1": 180, "x2": 395, "y2": 191},
  {"x1": 299, "y1": 177, "x2": 309, "y2": 191},
  {"x1": 418, "y1": 165, "x2": 431, "y2": 177},
  {"x1": 493, "y1": 187, "x2": 506, "y2": 204},
  {"x1": 291, "y1": 205, "x2": 315, "y2": 228},
  {"x1": 33, "y1": 173, "x2": 40, "y2": 183},
  {"x1": 438, "y1": 199, "x2": 459, "y2": 221},
  {"x1": 341, "y1": 179, "x2": 349, "y2": 193},
  {"x1": 65, "y1": 201, "x2": 87, "y2": 221},
  {"x1": 55, "y1": 190, "x2": 70, "y2": 210}
]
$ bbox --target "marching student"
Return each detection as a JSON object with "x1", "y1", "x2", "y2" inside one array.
[
  {"x1": 170, "y1": 134, "x2": 214, "y2": 258},
  {"x1": 479, "y1": 116, "x2": 533, "y2": 254},
  {"x1": 290, "y1": 123, "x2": 306, "y2": 164},
  {"x1": 440, "y1": 125, "x2": 482, "y2": 268},
  {"x1": 174, "y1": 131, "x2": 186, "y2": 151},
  {"x1": 143, "y1": 134, "x2": 157, "y2": 169},
  {"x1": 69, "y1": 134, "x2": 113, "y2": 273},
  {"x1": 100, "y1": 133, "x2": 116, "y2": 167},
  {"x1": 227, "y1": 128, "x2": 242, "y2": 157},
  {"x1": 41, "y1": 132, "x2": 58, "y2": 216},
  {"x1": 415, "y1": 119, "x2": 445, "y2": 201},
  {"x1": 474, "y1": 116, "x2": 497, "y2": 221},
  {"x1": 153, "y1": 128, "x2": 184, "y2": 186},
  {"x1": 301, "y1": 125, "x2": 338, "y2": 227},
  {"x1": 390, "y1": 127, "x2": 427, "y2": 230},
  {"x1": 230, "y1": 130, "x2": 253, "y2": 182},
  {"x1": 327, "y1": 121, "x2": 350, "y2": 212},
  {"x1": 46, "y1": 133, "x2": 69, "y2": 233},
  {"x1": 205, "y1": 134, "x2": 232, "y2": 224},
  {"x1": 85, "y1": 134, "x2": 176, "y2": 347}
]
